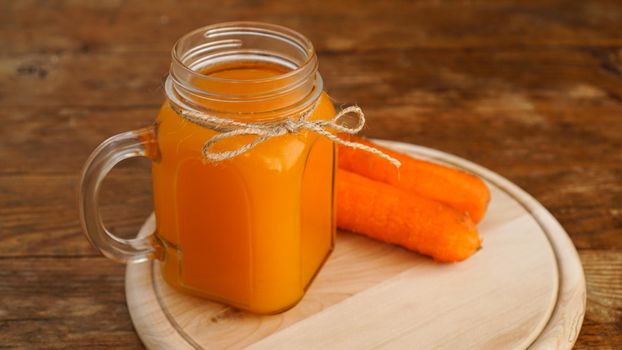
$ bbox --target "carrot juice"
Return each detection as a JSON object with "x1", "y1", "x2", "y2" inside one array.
[
  {"x1": 78, "y1": 22, "x2": 339, "y2": 315},
  {"x1": 151, "y1": 62, "x2": 337, "y2": 313}
]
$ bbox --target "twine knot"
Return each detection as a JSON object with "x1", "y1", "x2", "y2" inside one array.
[
  {"x1": 283, "y1": 119, "x2": 300, "y2": 133},
  {"x1": 174, "y1": 105, "x2": 401, "y2": 168}
]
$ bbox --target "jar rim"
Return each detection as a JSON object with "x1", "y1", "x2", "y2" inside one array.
[
  {"x1": 167, "y1": 21, "x2": 323, "y2": 119},
  {"x1": 171, "y1": 21, "x2": 316, "y2": 84},
  {"x1": 164, "y1": 73, "x2": 324, "y2": 122}
]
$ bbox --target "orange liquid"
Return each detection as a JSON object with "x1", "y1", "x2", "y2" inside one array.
[{"x1": 151, "y1": 62, "x2": 336, "y2": 313}]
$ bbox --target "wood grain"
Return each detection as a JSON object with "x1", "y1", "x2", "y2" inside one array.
[{"x1": 1, "y1": 0, "x2": 621, "y2": 348}]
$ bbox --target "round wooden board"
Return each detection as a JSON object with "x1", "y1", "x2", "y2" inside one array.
[{"x1": 126, "y1": 141, "x2": 586, "y2": 350}]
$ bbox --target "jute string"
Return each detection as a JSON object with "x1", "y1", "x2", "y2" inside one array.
[{"x1": 172, "y1": 105, "x2": 401, "y2": 168}]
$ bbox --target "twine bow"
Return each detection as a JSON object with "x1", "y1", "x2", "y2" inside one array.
[{"x1": 174, "y1": 105, "x2": 401, "y2": 168}]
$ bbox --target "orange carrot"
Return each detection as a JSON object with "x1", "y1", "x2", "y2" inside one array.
[
  {"x1": 337, "y1": 169, "x2": 481, "y2": 262},
  {"x1": 338, "y1": 135, "x2": 490, "y2": 223}
]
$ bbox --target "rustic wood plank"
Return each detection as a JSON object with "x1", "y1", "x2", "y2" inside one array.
[
  {"x1": 0, "y1": 257, "x2": 144, "y2": 349},
  {"x1": 575, "y1": 250, "x2": 622, "y2": 349},
  {"x1": 4, "y1": 47, "x2": 622, "y2": 107},
  {"x1": 2, "y1": 48, "x2": 622, "y2": 171},
  {"x1": 3, "y1": 0, "x2": 622, "y2": 56},
  {"x1": 0, "y1": 171, "x2": 153, "y2": 257},
  {"x1": 579, "y1": 250, "x2": 622, "y2": 324},
  {"x1": 574, "y1": 320, "x2": 622, "y2": 350}
]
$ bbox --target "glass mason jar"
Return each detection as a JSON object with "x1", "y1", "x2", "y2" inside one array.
[{"x1": 79, "y1": 22, "x2": 336, "y2": 314}]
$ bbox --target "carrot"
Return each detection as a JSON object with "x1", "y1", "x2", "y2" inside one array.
[
  {"x1": 337, "y1": 169, "x2": 481, "y2": 262},
  {"x1": 338, "y1": 135, "x2": 490, "y2": 223}
]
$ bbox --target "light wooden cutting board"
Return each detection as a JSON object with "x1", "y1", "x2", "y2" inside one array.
[{"x1": 126, "y1": 141, "x2": 586, "y2": 350}]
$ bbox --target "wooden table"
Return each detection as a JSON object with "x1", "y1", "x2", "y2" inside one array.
[{"x1": 1, "y1": 1, "x2": 620, "y2": 348}]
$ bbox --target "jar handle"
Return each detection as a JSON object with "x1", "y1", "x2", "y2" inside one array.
[{"x1": 78, "y1": 125, "x2": 161, "y2": 263}]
